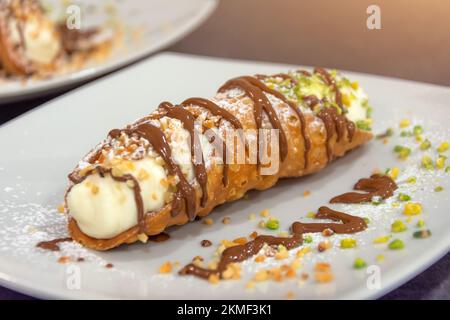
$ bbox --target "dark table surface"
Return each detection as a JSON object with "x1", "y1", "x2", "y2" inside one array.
[{"x1": 1, "y1": 0, "x2": 449, "y2": 300}]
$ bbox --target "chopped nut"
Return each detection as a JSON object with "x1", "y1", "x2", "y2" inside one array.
[
  {"x1": 340, "y1": 238, "x2": 357, "y2": 249},
  {"x1": 266, "y1": 218, "x2": 280, "y2": 230},
  {"x1": 233, "y1": 237, "x2": 247, "y2": 245},
  {"x1": 137, "y1": 168, "x2": 149, "y2": 181},
  {"x1": 413, "y1": 229, "x2": 432, "y2": 239},
  {"x1": 208, "y1": 274, "x2": 220, "y2": 284},
  {"x1": 314, "y1": 262, "x2": 331, "y2": 272},
  {"x1": 388, "y1": 239, "x2": 405, "y2": 250},
  {"x1": 260, "y1": 209, "x2": 270, "y2": 217},
  {"x1": 126, "y1": 179, "x2": 135, "y2": 188},
  {"x1": 258, "y1": 220, "x2": 266, "y2": 229},
  {"x1": 202, "y1": 218, "x2": 214, "y2": 225},
  {"x1": 137, "y1": 233, "x2": 148, "y2": 243},
  {"x1": 417, "y1": 219, "x2": 425, "y2": 228},
  {"x1": 249, "y1": 231, "x2": 258, "y2": 239},
  {"x1": 275, "y1": 245, "x2": 289, "y2": 260},
  {"x1": 353, "y1": 257, "x2": 367, "y2": 269},
  {"x1": 315, "y1": 271, "x2": 334, "y2": 283},
  {"x1": 403, "y1": 202, "x2": 422, "y2": 216},
  {"x1": 58, "y1": 256, "x2": 70, "y2": 264},
  {"x1": 322, "y1": 228, "x2": 334, "y2": 237},
  {"x1": 159, "y1": 261, "x2": 173, "y2": 274},
  {"x1": 391, "y1": 220, "x2": 407, "y2": 233},
  {"x1": 201, "y1": 239, "x2": 212, "y2": 247},
  {"x1": 296, "y1": 246, "x2": 311, "y2": 257},
  {"x1": 373, "y1": 235, "x2": 391, "y2": 244},
  {"x1": 254, "y1": 269, "x2": 269, "y2": 282},
  {"x1": 285, "y1": 291, "x2": 295, "y2": 300},
  {"x1": 437, "y1": 141, "x2": 449, "y2": 153},
  {"x1": 245, "y1": 281, "x2": 255, "y2": 289},
  {"x1": 399, "y1": 119, "x2": 410, "y2": 128},
  {"x1": 222, "y1": 217, "x2": 231, "y2": 224},
  {"x1": 57, "y1": 203, "x2": 65, "y2": 213},
  {"x1": 303, "y1": 190, "x2": 311, "y2": 197},
  {"x1": 254, "y1": 255, "x2": 265, "y2": 263},
  {"x1": 387, "y1": 167, "x2": 400, "y2": 180},
  {"x1": 318, "y1": 241, "x2": 331, "y2": 252}
]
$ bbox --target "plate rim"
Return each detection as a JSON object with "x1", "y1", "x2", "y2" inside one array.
[
  {"x1": 0, "y1": 0, "x2": 218, "y2": 103},
  {"x1": 0, "y1": 52, "x2": 449, "y2": 299}
]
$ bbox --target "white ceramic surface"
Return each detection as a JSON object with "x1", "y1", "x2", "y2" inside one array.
[
  {"x1": 0, "y1": 0, "x2": 217, "y2": 103},
  {"x1": 0, "y1": 53, "x2": 449, "y2": 299}
]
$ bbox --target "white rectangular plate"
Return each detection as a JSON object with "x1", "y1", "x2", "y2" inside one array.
[{"x1": 0, "y1": 53, "x2": 449, "y2": 299}]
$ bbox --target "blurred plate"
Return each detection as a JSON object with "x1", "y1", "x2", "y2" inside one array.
[
  {"x1": 0, "y1": 0, "x2": 217, "y2": 103},
  {"x1": 0, "y1": 53, "x2": 449, "y2": 299}
]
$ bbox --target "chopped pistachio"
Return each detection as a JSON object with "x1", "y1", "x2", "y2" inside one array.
[
  {"x1": 356, "y1": 120, "x2": 372, "y2": 131},
  {"x1": 391, "y1": 220, "x2": 407, "y2": 233},
  {"x1": 397, "y1": 193, "x2": 411, "y2": 202},
  {"x1": 436, "y1": 156, "x2": 446, "y2": 169},
  {"x1": 266, "y1": 219, "x2": 280, "y2": 230},
  {"x1": 413, "y1": 229, "x2": 432, "y2": 239},
  {"x1": 422, "y1": 155, "x2": 434, "y2": 170},
  {"x1": 393, "y1": 146, "x2": 411, "y2": 159},
  {"x1": 363, "y1": 217, "x2": 370, "y2": 225},
  {"x1": 373, "y1": 235, "x2": 391, "y2": 244},
  {"x1": 303, "y1": 235, "x2": 313, "y2": 243},
  {"x1": 387, "y1": 167, "x2": 400, "y2": 180},
  {"x1": 403, "y1": 202, "x2": 423, "y2": 216},
  {"x1": 446, "y1": 166, "x2": 450, "y2": 173},
  {"x1": 306, "y1": 211, "x2": 316, "y2": 218},
  {"x1": 399, "y1": 119, "x2": 410, "y2": 128},
  {"x1": 388, "y1": 239, "x2": 405, "y2": 250},
  {"x1": 413, "y1": 125, "x2": 423, "y2": 135},
  {"x1": 340, "y1": 238, "x2": 357, "y2": 249},
  {"x1": 400, "y1": 131, "x2": 412, "y2": 137},
  {"x1": 371, "y1": 196, "x2": 382, "y2": 206},
  {"x1": 437, "y1": 141, "x2": 449, "y2": 153},
  {"x1": 416, "y1": 219, "x2": 425, "y2": 228},
  {"x1": 420, "y1": 139, "x2": 431, "y2": 150},
  {"x1": 434, "y1": 186, "x2": 444, "y2": 192},
  {"x1": 353, "y1": 257, "x2": 367, "y2": 269},
  {"x1": 407, "y1": 176, "x2": 417, "y2": 184}
]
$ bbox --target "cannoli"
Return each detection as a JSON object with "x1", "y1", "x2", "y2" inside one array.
[
  {"x1": 0, "y1": 0, "x2": 61, "y2": 75},
  {"x1": 65, "y1": 68, "x2": 373, "y2": 250}
]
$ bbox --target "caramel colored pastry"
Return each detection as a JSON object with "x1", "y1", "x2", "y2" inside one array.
[
  {"x1": 65, "y1": 68, "x2": 373, "y2": 250},
  {"x1": 0, "y1": 0, "x2": 61, "y2": 75}
]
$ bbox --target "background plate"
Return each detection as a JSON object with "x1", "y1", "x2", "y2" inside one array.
[
  {"x1": 0, "y1": 53, "x2": 449, "y2": 299},
  {"x1": 0, "y1": 0, "x2": 217, "y2": 103}
]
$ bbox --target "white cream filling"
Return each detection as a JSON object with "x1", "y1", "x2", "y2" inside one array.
[
  {"x1": 67, "y1": 158, "x2": 169, "y2": 239},
  {"x1": 9, "y1": 17, "x2": 60, "y2": 65},
  {"x1": 342, "y1": 86, "x2": 369, "y2": 123},
  {"x1": 67, "y1": 119, "x2": 220, "y2": 239}
]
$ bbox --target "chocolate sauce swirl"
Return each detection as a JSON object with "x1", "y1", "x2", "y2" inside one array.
[
  {"x1": 181, "y1": 97, "x2": 243, "y2": 186},
  {"x1": 330, "y1": 174, "x2": 398, "y2": 204},
  {"x1": 179, "y1": 206, "x2": 366, "y2": 280},
  {"x1": 36, "y1": 237, "x2": 72, "y2": 251},
  {"x1": 157, "y1": 102, "x2": 208, "y2": 207}
]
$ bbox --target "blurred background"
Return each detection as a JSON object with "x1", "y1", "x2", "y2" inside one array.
[{"x1": 170, "y1": 0, "x2": 450, "y2": 86}]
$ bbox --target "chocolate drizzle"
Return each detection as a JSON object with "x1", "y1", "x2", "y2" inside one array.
[
  {"x1": 292, "y1": 206, "x2": 366, "y2": 234},
  {"x1": 179, "y1": 206, "x2": 366, "y2": 280},
  {"x1": 330, "y1": 174, "x2": 398, "y2": 204},
  {"x1": 180, "y1": 235, "x2": 301, "y2": 279},
  {"x1": 158, "y1": 101, "x2": 208, "y2": 207},
  {"x1": 182, "y1": 97, "x2": 243, "y2": 186},
  {"x1": 131, "y1": 123, "x2": 197, "y2": 220},
  {"x1": 68, "y1": 68, "x2": 361, "y2": 232},
  {"x1": 36, "y1": 237, "x2": 72, "y2": 251}
]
